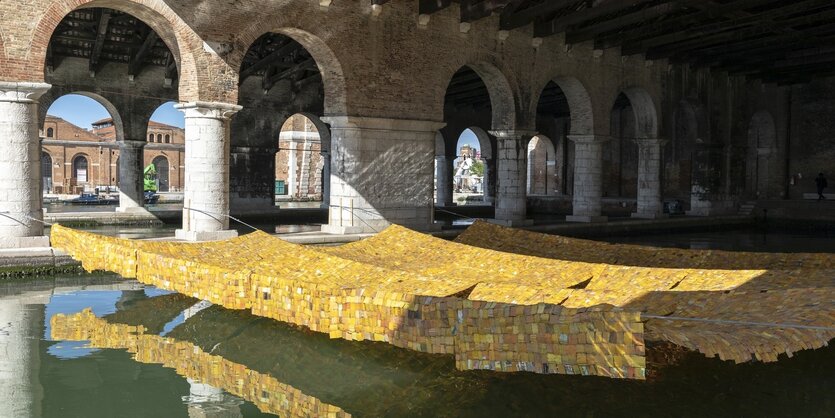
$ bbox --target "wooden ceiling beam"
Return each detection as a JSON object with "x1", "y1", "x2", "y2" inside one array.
[
  {"x1": 562, "y1": 0, "x2": 693, "y2": 44},
  {"x1": 460, "y1": 0, "x2": 505, "y2": 23},
  {"x1": 263, "y1": 58, "x2": 316, "y2": 92},
  {"x1": 623, "y1": 0, "x2": 835, "y2": 56},
  {"x1": 89, "y1": 9, "x2": 112, "y2": 73},
  {"x1": 128, "y1": 29, "x2": 158, "y2": 77},
  {"x1": 500, "y1": 0, "x2": 577, "y2": 31},
  {"x1": 239, "y1": 40, "x2": 300, "y2": 80},
  {"x1": 419, "y1": 0, "x2": 453, "y2": 15},
  {"x1": 593, "y1": 0, "x2": 780, "y2": 50}
]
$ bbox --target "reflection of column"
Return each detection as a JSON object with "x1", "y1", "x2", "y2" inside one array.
[
  {"x1": 321, "y1": 116, "x2": 444, "y2": 234},
  {"x1": 491, "y1": 130, "x2": 534, "y2": 226},
  {"x1": 116, "y1": 139, "x2": 147, "y2": 213},
  {"x1": 434, "y1": 155, "x2": 449, "y2": 206},
  {"x1": 0, "y1": 299, "x2": 45, "y2": 417},
  {"x1": 632, "y1": 138, "x2": 668, "y2": 219},
  {"x1": 186, "y1": 379, "x2": 243, "y2": 418},
  {"x1": 320, "y1": 151, "x2": 331, "y2": 209},
  {"x1": 567, "y1": 135, "x2": 609, "y2": 223},
  {"x1": 175, "y1": 102, "x2": 242, "y2": 241},
  {"x1": 0, "y1": 82, "x2": 51, "y2": 248}
]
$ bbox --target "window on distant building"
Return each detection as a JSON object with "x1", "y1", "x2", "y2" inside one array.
[
  {"x1": 164, "y1": 134, "x2": 170, "y2": 144},
  {"x1": 157, "y1": 134, "x2": 163, "y2": 142},
  {"x1": 149, "y1": 133, "x2": 154, "y2": 142},
  {"x1": 46, "y1": 128, "x2": 54, "y2": 138}
]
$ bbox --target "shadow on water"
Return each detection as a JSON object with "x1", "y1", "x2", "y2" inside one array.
[{"x1": 39, "y1": 285, "x2": 835, "y2": 418}]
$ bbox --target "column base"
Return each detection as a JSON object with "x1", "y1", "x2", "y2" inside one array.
[
  {"x1": 175, "y1": 229, "x2": 239, "y2": 242},
  {"x1": 116, "y1": 206, "x2": 151, "y2": 214},
  {"x1": 566, "y1": 215, "x2": 608, "y2": 223},
  {"x1": 631, "y1": 212, "x2": 669, "y2": 220},
  {"x1": 320, "y1": 224, "x2": 371, "y2": 235},
  {"x1": 0, "y1": 236, "x2": 51, "y2": 249},
  {"x1": 486, "y1": 218, "x2": 534, "y2": 227}
]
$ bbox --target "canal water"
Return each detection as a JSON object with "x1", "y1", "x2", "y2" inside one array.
[{"x1": 1, "y1": 231, "x2": 833, "y2": 417}]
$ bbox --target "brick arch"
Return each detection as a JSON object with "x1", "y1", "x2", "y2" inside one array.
[
  {"x1": 285, "y1": 112, "x2": 331, "y2": 154},
  {"x1": 233, "y1": 28, "x2": 347, "y2": 116},
  {"x1": 531, "y1": 76, "x2": 595, "y2": 136},
  {"x1": 442, "y1": 61, "x2": 520, "y2": 131},
  {"x1": 39, "y1": 91, "x2": 125, "y2": 142},
  {"x1": 28, "y1": 0, "x2": 198, "y2": 98},
  {"x1": 614, "y1": 86, "x2": 659, "y2": 139}
]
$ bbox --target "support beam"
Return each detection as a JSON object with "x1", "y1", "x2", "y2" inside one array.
[
  {"x1": 419, "y1": 0, "x2": 452, "y2": 15},
  {"x1": 0, "y1": 82, "x2": 52, "y2": 248},
  {"x1": 239, "y1": 40, "x2": 300, "y2": 80},
  {"x1": 460, "y1": 0, "x2": 504, "y2": 23},
  {"x1": 490, "y1": 130, "x2": 534, "y2": 227},
  {"x1": 89, "y1": 9, "x2": 112, "y2": 74},
  {"x1": 175, "y1": 102, "x2": 242, "y2": 241},
  {"x1": 116, "y1": 140, "x2": 149, "y2": 214},
  {"x1": 623, "y1": 0, "x2": 835, "y2": 57},
  {"x1": 561, "y1": 0, "x2": 691, "y2": 43},
  {"x1": 500, "y1": 0, "x2": 578, "y2": 30},
  {"x1": 262, "y1": 58, "x2": 316, "y2": 92},
  {"x1": 567, "y1": 134, "x2": 609, "y2": 223},
  {"x1": 321, "y1": 117, "x2": 445, "y2": 234},
  {"x1": 128, "y1": 30, "x2": 158, "y2": 77},
  {"x1": 593, "y1": 0, "x2": 788, "y2": 50}
]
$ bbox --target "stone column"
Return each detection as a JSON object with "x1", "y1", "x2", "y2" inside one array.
[
  {"x1": 321, "y1": 116, "x2": 445, "y2": 234},
  {"x1": 632, "y1": 138, "x2": 668, "y2": 219},
  {"x1": 287, "y1": 139, "x2": 297, "y2": 198},
  {"x1": 490, "y1": 130, "x2": 535, "y2": 226},
  {"x1": 116, "y1": 139, "x2": 147, "y2": 213},
  {"x1": 0, "y1": 82, "x2": 51, "y2": 248},
  {"x1": 229, "y1": 146, "x2": 277, "y2": 213},
  {"x1": 174, "y1": 102, "x2": 242, "y2": 241},
  {"x1": 320, "y1": 151, "x2": 331, "y2": 209},
  {"x1": 434, "y1": 155, "x2": 450, "y2": 207},
  {"x1": 566, "y1": 135, "x2": 609, "y2": 223}
]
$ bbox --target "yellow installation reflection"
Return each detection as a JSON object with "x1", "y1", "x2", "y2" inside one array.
[
  {"x1": 50, "y1": 309, "x2": 350, "y2": 418},
  {"x1": 51, "y1": 222, "x2": 835, "y2": 378}
]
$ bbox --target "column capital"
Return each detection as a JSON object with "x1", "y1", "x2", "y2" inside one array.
[
  {"x1": 633, "y1": 137, "x2": 668, "y2": 147},
  {"x1": 321, "y1": 115, "x2": 445, "y2": 132},
  {"x1": 119, "y1": 139, "x2": 147, "y2": 149},
  {"x1": 175, "y1": 101, "x2": 242, "y2": 120},
  {"x1": 489, "y1": 129, "x2": 537, "y2": 139},
  {"x1": 567, "y1": 134, "x2": 612, "y2": 144},
  {"x1": 0, "y1": 82, "x2": 51, "y2": 103}
]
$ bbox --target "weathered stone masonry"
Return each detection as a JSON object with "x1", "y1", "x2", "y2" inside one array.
[{"x1": 1, "y1": 1, "x2": 833, "y2": 243}]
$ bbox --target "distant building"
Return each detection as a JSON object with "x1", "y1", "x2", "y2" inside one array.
[
  {"x1": 275, "y1": 114, "x2": 325, "y2": 201},
  {"x1": 41, "y1": 116, "x2": 185, "y2": 194}
]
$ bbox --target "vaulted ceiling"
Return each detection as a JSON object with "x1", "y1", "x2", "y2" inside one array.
[
  {"x1": 415, "y1": 0, "x2": 835, "y2": 85},
  {"x1": 47, "y1": 8, "x2": 176, "y2": 81}
]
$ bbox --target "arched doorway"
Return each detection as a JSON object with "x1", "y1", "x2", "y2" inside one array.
[
  {"x1": 452, "y1": 128, "x2": 492, "y2": 205},
  {"x1": 42, "y1": 93, "x2": 122, "y2": 195},
  {"x1": 41, "y1": 152, "x2": 53, "y2": 193},
  {"x1": 604, "y1": 93, "x2": 639, "y2": 200},
  {"x1": 152, "y1": 156, "x2": 170, "y2": 192},
  {"x1": 235, "y1": 31, "x2": 334, "y2": 213},
  {"x1": 72, "y1": 155, "x2": 89, "y2": 191},
  {"x1": 527, "y1": 135, "x2": 557, "y2": 196},
  {"x1": 441, "y1": 66, "x2": 500, "y2": 209},
  {"x1": 275, "y1": 114, "x2": 327, "y2": 204}
]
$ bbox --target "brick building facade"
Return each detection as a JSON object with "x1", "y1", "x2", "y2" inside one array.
[
  {"x1": 275, "y1": 114, "x2": 325, "y2": 201},
  {"x1": 41, "y1": 116, "x2": 185, "y2": 194}
]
